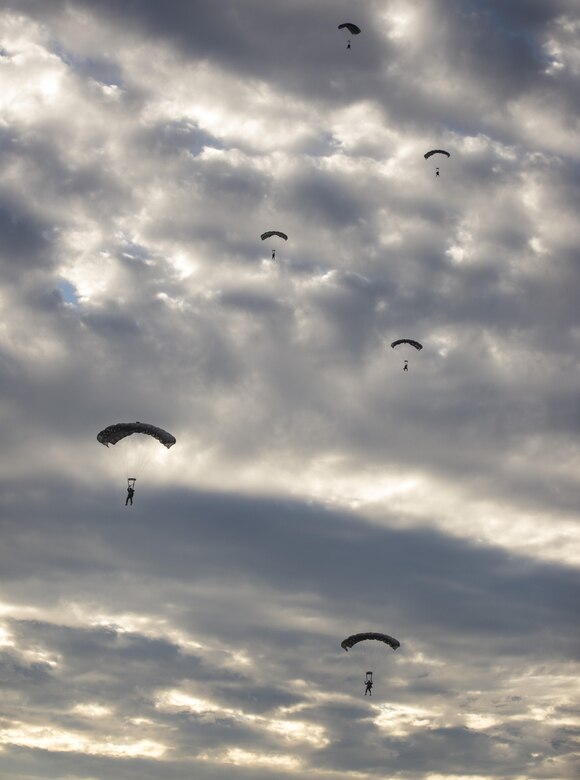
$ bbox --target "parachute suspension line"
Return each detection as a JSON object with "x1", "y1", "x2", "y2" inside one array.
[{"x1": 121, "y1": 440, "x2": 130, "y2": 481}]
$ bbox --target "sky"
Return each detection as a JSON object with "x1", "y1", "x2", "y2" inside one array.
[{"x1": 0, "y1": 1, "x2": 579, "y2": 778}]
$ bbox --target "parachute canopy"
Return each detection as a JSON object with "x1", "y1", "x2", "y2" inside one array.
[
  {"x1": 338, "y1": 23, "x2": 361, "y2": 35},
  {"x1": 260, "y1": 231, "x2": 288, "y2": 242},
  {"x1": 97, "y1": 422, "x2": 176, "y2": 449},
  {"x1": 341, "y1": 632, "x2": 400, "y2": 652},
  {"x1": 391, "y1": 339, "x2": 423, "y2": 351},
  {"x1": 424, "y1": 149, "x2": 450, "y2": 159}
]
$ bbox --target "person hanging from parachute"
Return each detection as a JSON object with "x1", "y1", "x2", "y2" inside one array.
[
  {"x1": 125, "y1": 477, "x2": 136, "y2": 506},
  {"x1": 364, "y1": 672, "x2": 374, "y2": 696},
  {"x1": 260, "y1": 230, "x2": 288, "y2": 260},
  {"x1": 391, "y1": 339, "x2": 423, "y2": 371},
  {"x1": 338, "y1": 23, "x2": 361, "y2": 50},
  {"x1": 97, "y1": 421, "x2": 177, "y2": 504},
  {"x1": 341, "y1": 632, "x2": 400, "y2": 696}
]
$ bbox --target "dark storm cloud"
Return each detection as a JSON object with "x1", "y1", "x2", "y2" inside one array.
[
  {"x1": 282, "y1": 167, "x2": 365, "y2": 229},
  {"x1": 74, "y1": 0, "x2": 384, "y2": 95},
  {"x1": 218, "y1": 288, "x2": 287, "y2": 315},
  {"x1": 137, "y1": 119, "x2": 224, "y2": 159},
  {"x1": 0, "y1": 194, "x2": 54, "y2": 273},
  {"x1": 1, "y1": 478, "x2": 578, "y2": 776},
  {"x1": 2, "y1": 479, "x2": 578, "y2": 662},
  {"x1": 442, "y1": 0, "x2": 551, "y2": 92}
]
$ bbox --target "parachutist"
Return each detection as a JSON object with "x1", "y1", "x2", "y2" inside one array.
[
  {"x1": 365, "y1": 679, "x2": 373, "y2": 695},
  {"x1": 261, "y1": 231, "x2": 287, "y2": 262},
  {"x1": 338, "y1": 23, "x2": 361, "y2": 49},
  {"x1": 125, "y1": 485, "x2": 135, "y2": 506},
  {"x1": 391, "y1": 339, "x2": 423, "y2": 371},
  {"x1": 425, "y1": 149, "x2": 450, "y2": 176}
]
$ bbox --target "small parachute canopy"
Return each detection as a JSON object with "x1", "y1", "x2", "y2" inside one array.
[
  {"x1": 97, "y1": 422, "x2": 176, "y2": 449},
  {"x1": 338, "y1": 23, "x2": 361, "y2": 35},
  {"x1": 261, "y1": 231, "x2": 288, "y2": 242},
  {"x1": 341, "y1": 632, "x2": 400, "y2": 652},
  {"x1": 391, "y1": 339, "x2": 423, "y2": 351},
  {"x1": 424, "y1": 149, "x2": 450, "y2": 160}
]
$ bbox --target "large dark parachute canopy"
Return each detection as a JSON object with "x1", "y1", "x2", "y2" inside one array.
[
  {"x1": 341, "y1": 632, "x2": 400, "y2": 652},
  {"x1": 424, "y1": 149, "x2": 450, "y2": 159},
  {"x1": 97, "y1": 422, "x2": 176, "y2": 449},
  {"x1": 338, "y1": 23, "x2": 361, "y2": 35},
  {"x1": 391, "y1": 339, "x2": 423, "y2": 351},
  {"x1": 260, "y1": 231, "x2": 288, "y2": 242}
]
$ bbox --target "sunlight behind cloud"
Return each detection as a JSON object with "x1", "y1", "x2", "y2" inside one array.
[
  {"x1": 71, "y1": 703, "x2": 113, "y2": 718},
  {"x1": 201, "y1": 746, "x2": 303, "y2": 771},
  {"x1": 374, "y1": 703, "x2": 438, "y2": 737},
  {"x1": 157, "y1": 688, "x2": 329, "y2": 747},
  {"x1": 0, "y1": 724, "x2": 166, "y2": 758}
]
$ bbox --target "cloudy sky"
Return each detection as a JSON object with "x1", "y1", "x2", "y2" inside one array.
[{"x1": 1, "y1": 1, "x2": 579, "y2": 778}]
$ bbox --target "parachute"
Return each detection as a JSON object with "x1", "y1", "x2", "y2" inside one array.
[
  {"x1": 424, "y1": 149, "x2": 450, "y2": 160},
  {"x1": 97, "y1": 422, "x2": 176, "y2": 506},
  {"x1": 97, "y1": 422, "x2": 177, "y2": 449},
  {"x1": 338, "y1": 23, "x2": 361, "y2": 49},
  {"x1": 98, "y1": 422, "x2": 176, "y2": 501},
  {"x1": 341, "y1": 632, "x2": 400, "y2": 652},
  {"x1": 260, "y1": 231, "x2": 288, "y2": 242},
  {"x1": 342, "y1": 632, "x2": 400, "y2": 695},
  {"x1": 390, "y1": 339, "x2": 423, "y2": 351},
  {"x1": 391, "y1": 339, "x2": 422, "y2": 372},
  {"x1": 260, "y1": 230, "x2": 288, "y2": 260},
  {"x1": 338, "y1": 23, "x2": 361, "y2": 35},
  {"x1": 424, "y1": 149, "x2": 450, "y2": 177}
]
